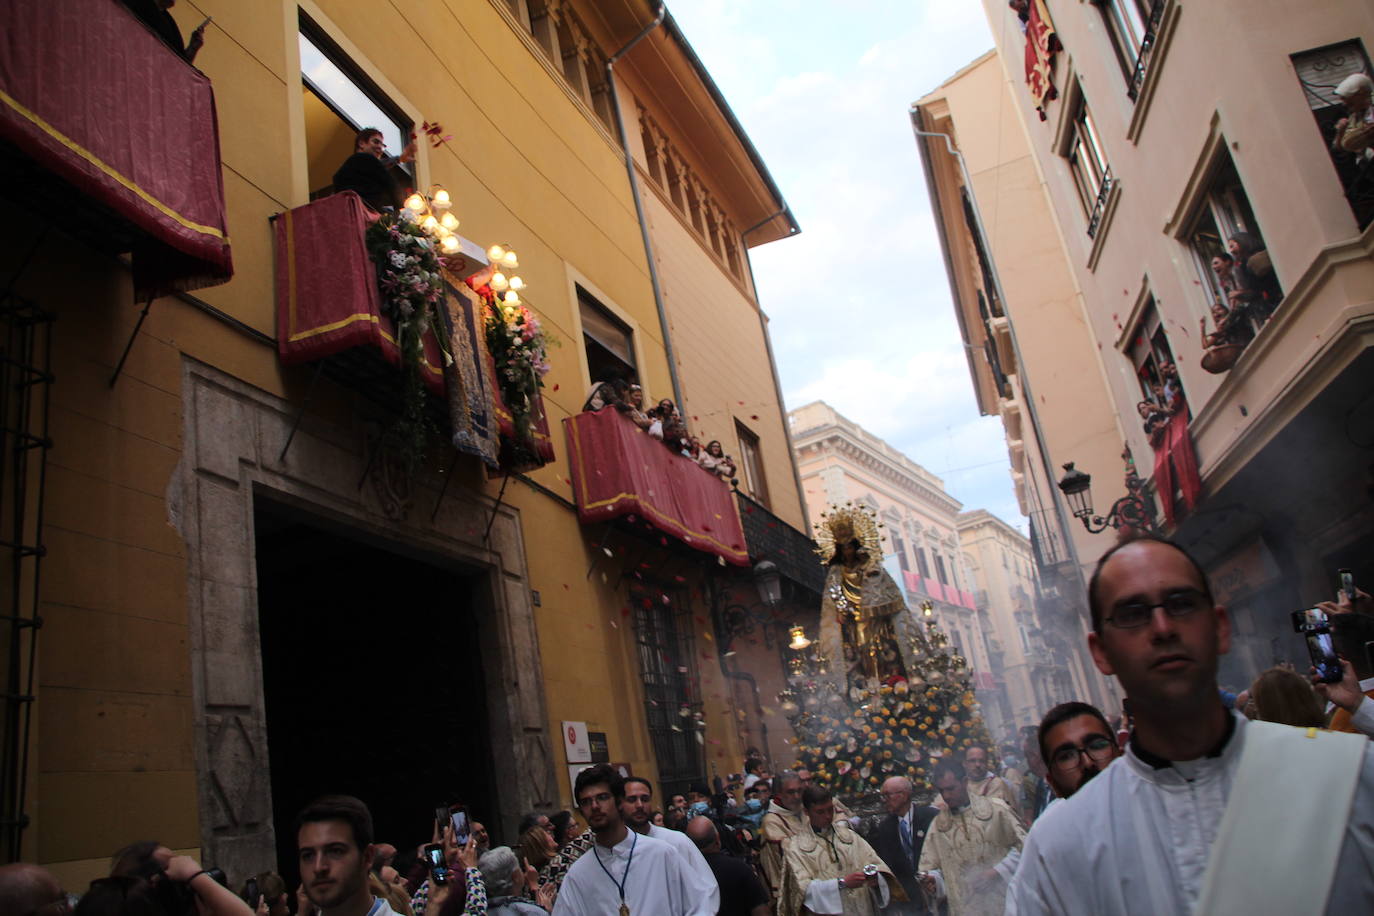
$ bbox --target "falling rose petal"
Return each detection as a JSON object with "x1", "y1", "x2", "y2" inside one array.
[
  {"x1": 609, "y1": 620, "x2": 617, "y2": 628},
  {"x1": 603, "y1": 547, "x2": 613, "y2": 557},
  {"x1": 671, "y1": 725, "x2": 682, "y2": 732},
  {"x1": 703, "y1": 525, "x2": 712, "y2": 532},
  {"x1": 642, "y1": 598, "x2": 653, "y2": 609},
  {"x1": 600, "y1": 572, "x2": 608, "y2": 583},
  {"x1": 701, "y1": 651, "x2": 712, "y2": 660},
  {"x1": 695, "y1": 616, "x2": 706, "y2": 624},
  {"x1": 553, "y1": 383, "x2": 560, "y2": 391},
  {"x1": 751, "y1": 415, "x2": 759, "y2": 420},
  {"x1": 702, "y1": 631, "x2": 714, "y2": 641},
  {"x1": 621, "y1": 607, "x2": 631, "y2": 617},
  {"x1": 724, "y1": 650, "x2": 737, "y2": 657},
  {"x1": 707, "y1": 737, "x2": 720, "y2": 745},
  {"x1": 661, "y1": 594, "x2": 670, "y2": 605},
  {"x1": 737, "y1": 400, "x2": 745, "y2": 405},
  {"x1": 673, "y1": 575, "x2": 686, "y2": 583},
  {"x1": 678, "y1": 666, "x2": 689, "y2": 674},
  {"x1": 563, "y1": 583, "x2": 570, "y2": 590},
  {"x1": 718, "y1": 556, "x2": 726, "y2": 566},
  {"x1": 695, "y1": 732, "x2": 704, "y2": 745}
]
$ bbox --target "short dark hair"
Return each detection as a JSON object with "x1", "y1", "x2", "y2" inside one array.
[
  {"x1": 931, "y1": 756, "x2": 965, "y2": 784},
  {"x1": 355, "y1": 127, "x2": 383, "y2": 150},
  {"x1": 745, "y1": 758, "x2": 760, "y2": 775},
  {"x1": 800, "y1": 785, "x2": 832, "y2": 809},
  {"x1": 622, "y1": 776, "x2": 653, "y2": 797},
  {"x1": 110, "y1": 840, "x2": 163, "y2": 878},
  {"x1": 1037, "y1": 701, "x2": 1112, "y2": 766},
  {"x1": 574, "y1": 764, "x2": 624, "y2": 804},
  {"x1": 294, "y1": 795, "x2": 374, "y2": 851},
  {"x1": 1087, "y1": 536, "x2": 1213, "y2": 635},
  {"x1": 688, "y1": 782, "x2": 711, "y2": 798}
]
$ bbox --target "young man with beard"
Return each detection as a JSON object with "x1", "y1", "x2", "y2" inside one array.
[
  {"x1": 918, "y1": 758, "x2": 1025, "y2": 916},
  {"x1": 552, "y1": 764, "x2": 709, "y2": 915},
  {"x1": 297, "y1": 796, "x2": 404, "y2": 916},
  {"x1": 619, "y1": 776, "x2": 719, "y2": 911},
  {"x1": 778, "y1": 786, "x2": 892, "y2": 916},
  {"x1": 1035, "y1": 702, "x2": 1121, "y2": 806},
  {"x1": 961, "y1": 745, "x2": 1021, "y2": 819},
  {"x1": 1007, "y1": 537, "x2": 1374, "y2": 915}
]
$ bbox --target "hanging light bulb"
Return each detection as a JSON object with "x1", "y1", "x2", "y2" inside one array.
[
  {"x1": 432, "y1": 187, "x2": 451, "y2": 209},
  {"x1": 487, "y1": 244, "x2": 506, "y2": 262},
  {"x1": 440, "y1": 235, "x2": 460, "y2": 254},
  {"x1": 509, "y1": 275, "x2": 525, "y2": 291},
  {"x1": 502, "y1": 250, "x2": 519, "y2": 269},
  {"x1": 421, "y1": 214, "x2": 439, "y2": 233},
  {"x1": 490, "y1": 271, "x2": 509, "y2": 291},
  {"x1": 440, "y1": 212, "x2": 459, "y2": 231},
  {"x1": 405, "y1": 193, "x2": 426, "y2": 213},
  {"x1": 788, "y1": 626, "x2": 811, "y2": 651}
]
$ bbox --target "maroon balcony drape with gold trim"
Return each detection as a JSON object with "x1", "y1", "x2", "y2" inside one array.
[
  {"x1": 0, "y1": 0, "x2": 233, "y2": 298},
  {"x1": 565, "y1": 408, "x2": 748, "y2": 566}
]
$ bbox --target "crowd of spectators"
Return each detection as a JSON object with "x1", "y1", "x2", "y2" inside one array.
[{"x1": 581, "y1": 371, "x2": 738, "y2": 480}]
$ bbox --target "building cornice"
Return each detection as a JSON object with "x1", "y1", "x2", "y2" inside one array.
[{"x1": 796, "y1": 429, "x2": 963, "y2": 516}]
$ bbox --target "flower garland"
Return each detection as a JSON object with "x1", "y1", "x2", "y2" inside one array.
[
  {"x1": 364, "y1": 214, "x2": 446, "y2": 471},
  {"x1": 479, "y1": 289, "x2": 556, "y2": 443}
]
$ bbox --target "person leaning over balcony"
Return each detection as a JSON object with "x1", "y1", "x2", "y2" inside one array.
[
  {"x1": 1227, "y1": 233, "x2": 1281, "y2": 320},
  {"x1": 333, "y1": 128, "x2": 418, "y2": 213}
]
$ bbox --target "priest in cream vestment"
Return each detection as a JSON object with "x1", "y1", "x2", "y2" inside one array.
[
  {"x1": 919, "y1": 759, "x2": 1025, "y2": 916},
  {"x1": 779, "y1": 787, "x2": 894, "y2": 916}
]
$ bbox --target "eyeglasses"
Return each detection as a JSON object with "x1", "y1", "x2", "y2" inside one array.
[
  {"x1": 576, "y1": 792, "x2": 614, "y2": 809},
  {"x1": 1104, "y1": 589, "x2": 1209, "y2": 629},
  {"x1": 1050, "y1": 735, "x2": 1116, "y2": 772}
]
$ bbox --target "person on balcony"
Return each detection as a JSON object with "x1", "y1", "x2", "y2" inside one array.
[
  {"x1": 582, "y1": 372, "x2": 627, "y2": 413},
  {"x1": 121, "y1": 0, "x2": 209, "y2": 63},
  {"x1": 1227, "y1": 233, "x2": 1282, "y2": 321},
  {"x1": 1332, "y1": 73, "x2": 1374, "y2": 157},
  {"x1": 699, "y1": 440, "x2": 736, "y2": 480},
  {"x1": 1200, "y1": 303, "x2": 1254, "y2": 351},
  {"x1": 333, "y1": 128, "x2": 417, "y2": 213},
  {"x1": 624, "y1": 384, "x2": 653, "y2": 432}
]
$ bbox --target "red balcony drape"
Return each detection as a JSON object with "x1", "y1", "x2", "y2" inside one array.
[
  {"x1": 0, "y1": 0, "x2": 233, "y2": 298},
  {"x1": 564, "y1": 408, "x2": 749, "y2": 566}
]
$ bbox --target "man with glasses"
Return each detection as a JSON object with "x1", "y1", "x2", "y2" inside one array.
[
  {"x1": 759, "y1": 771, "x2": 805, "y2": 905},
  {"x1": 619, "y1": 776, "x2": 719, "y2": 912},
  {"x1": 872, "y1": 776, "x2": 939, "y2": 914},
  {"x1": 552, "y1": 763, "x2": 708, "y2": 915},
  {"x1": 1036, "y1": 702, "x2": 1121, "y2": 802},
  {"x1": 1007, "y1": 536, "x2": 1374, "y2": 915}
]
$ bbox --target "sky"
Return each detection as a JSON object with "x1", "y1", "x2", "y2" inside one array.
[{"x1": 665, "y1": 2, "x2": 1023, "y2": 529}]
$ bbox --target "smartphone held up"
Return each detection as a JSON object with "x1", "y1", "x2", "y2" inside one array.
[{"x1": 1292, "y1": 606, "x2": 1343, "y2": 684}]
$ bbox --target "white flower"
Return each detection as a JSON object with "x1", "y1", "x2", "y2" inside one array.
[{"x1": 389, "y1": 252, "x2": 407, "y2": 268}]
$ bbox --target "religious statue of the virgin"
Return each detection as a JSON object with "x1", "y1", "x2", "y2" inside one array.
[{"x1": 814, "y1": 504, "x2": 922, "y2": 691}]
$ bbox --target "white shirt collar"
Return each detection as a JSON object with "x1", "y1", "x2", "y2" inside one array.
[{"x1": 1359, "y1": 676, "x2": 1374, "y2": 692}]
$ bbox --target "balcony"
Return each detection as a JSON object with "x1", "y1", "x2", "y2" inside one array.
[
  {"x1": 0, "y1": 0, "x2": 233, "y2": 299},
  {"x1": 272, "y1": 192, "x2": 553, "y2": 471},
  {"x1": 564, "y1": 408, "x2": 748, "y2": 566},
  {"x1": 736, "y1": 491, "x2": 825, "y2": 596}
]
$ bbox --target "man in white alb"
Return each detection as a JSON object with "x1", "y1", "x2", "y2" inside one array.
[
  {"x1": 620, "y1": 776, "x2": 720, "y2": 911},
  {"x1": 1007, "y1": 537, "x2": 1374, "y2": 915},
  {"x1": 552, "y1": 763, "x2": 710, "y2": 916}
]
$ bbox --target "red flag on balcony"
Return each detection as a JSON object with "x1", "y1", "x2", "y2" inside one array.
[
  {"x1": 1023, "y1": 0, "x2": 1061, "y2": 121},
  {"x1": 564, "y1": 408, "x2": 748, "y2": 566},
  {"x1": 0, "y1": 0, "x2": 233, "y2": 298}
]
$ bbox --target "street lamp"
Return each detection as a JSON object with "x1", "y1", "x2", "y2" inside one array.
[
  {"x1": 752, "y1": 560, "x2": 782, "y2": 609},
  {"x1": 1056, "y1": 461, "x2": 1160, "y2": 536}
]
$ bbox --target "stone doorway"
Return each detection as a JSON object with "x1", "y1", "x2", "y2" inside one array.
[{"x1": 173, "y1": 360, "x2": 556, "y2": 882}]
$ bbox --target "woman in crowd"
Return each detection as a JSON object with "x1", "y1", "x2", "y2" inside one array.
[
  {"x1": 1228, "y1": 232, "x2": 1282, "y2": 321},
  {"x1": 516, "y1": 824, "x2": 557, "y2": 873},
  {"x1": 1248, "y1": 666, "x2": 1326, "y2": 728}
]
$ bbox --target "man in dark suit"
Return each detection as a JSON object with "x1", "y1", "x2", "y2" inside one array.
[{"x1": 873, "y1": 776, "x2": 939, "y2": 914}]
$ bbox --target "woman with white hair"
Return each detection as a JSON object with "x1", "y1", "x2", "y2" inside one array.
[{"x1": 477, "y1": 847, "x2": 553, "y2": 914}]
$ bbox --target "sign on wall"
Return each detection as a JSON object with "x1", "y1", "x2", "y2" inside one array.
[{"x1": 562, "y1": 721, "x2": 591, "y2": 764}]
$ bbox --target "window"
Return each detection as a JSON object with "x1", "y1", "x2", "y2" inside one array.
[
  {"x1": 934, "y1": 552, "x2": 949, "y2": 586},
  {"x1": 1184, "y1": 152, "x2": 1284, "y2": 328},
  {"x1": 1092, "y1": 0, "x2": 1165, "y2": 99},
  {"x1": 891, "y1": 533, "x2": 910, "y2": 572},
  {"x1": 734, "y1": 421, "x2": 770, "y2": 507},
  {"x1": 1127, "y1": 297, "x2": 1187, "y2": 413},
  {"x1": 631, "y1": 587, "x2": 703, "y2": 792},
  {"x1": 578, "y1": 288, "x2": 636, "y2": 384},
  {"x1": 915, "y1": 546, "x2": 931, "y2": 579},
  {"x1": 1292, "y1": 40, "x2": 1374, "y2": 230},
  {"x1": 1061, "y1": 93, "x2": 1113, "y2": 237},
  {"x1": 298, "y1": 20, "x2": 412, "y2": 199}
]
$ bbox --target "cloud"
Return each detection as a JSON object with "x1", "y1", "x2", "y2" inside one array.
[{"x1": 669, "y1": 4, "x2": 1016, "y2": 526}]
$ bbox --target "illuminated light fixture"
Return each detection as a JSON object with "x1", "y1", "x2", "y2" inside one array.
[
  {"x1": 440, "y1": 235, "x2": 460, "y2": 254},
  {"x1": 405, "y1": 193, "x2": 426, "y2": 213},
  {"x1": 509, "y1": 275, "x2": 525, "y2": 291},
  {"x1": 440, "y1": 212, "x2": 459, "y2": 231},
  {"x1": 490, "y1": 271, "x2": 509, "y2": 291},
  {"x1": 788, "y1": 626, "x2": 811, "y2": 651},
  {"x1": 431, "y1": 187, "x2": 451, "y2": 209},
  {"x1": 921, "y1": 600, "x2": 934, "y2": 617},
  {"x1": 487, "y1": 244, "x2": 506, "y2": 262},
  {"x1": 502, "y1": 250, "x2": 519, "y2": 269},
  {"x1": 421, "y1": 215, "x2": 439, "y2": 233},
  {"x1": 503, "y1": 290, "x2": 521, "y2": 305}
]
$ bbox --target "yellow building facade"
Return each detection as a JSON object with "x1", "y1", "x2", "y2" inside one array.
[{"x1": 0, "y1": 0, "x2": 814, "y2": 892}]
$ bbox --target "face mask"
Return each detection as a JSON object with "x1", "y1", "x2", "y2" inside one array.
[
  {"x1": 745, "y1": 799, "x2": 762, "y2": 812},
  {"x1": 688, "y1": 802, "x2": 711, "y2": 817}
]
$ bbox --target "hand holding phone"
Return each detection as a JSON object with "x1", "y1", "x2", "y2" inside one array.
[
  {"x1": 1340, "y1": 569, "x2": 1356, "y2": 604},
  {"x1": 1293, "y1": 607, "x2": 1343, "y2": 684},
  {"x1": 424, "y1": 843, "x2": 449, "y2": 886}
]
